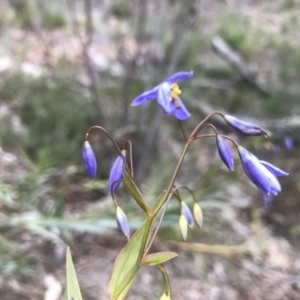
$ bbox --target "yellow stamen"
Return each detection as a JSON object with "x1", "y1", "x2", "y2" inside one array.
[{"x1": 170, "y1": 83, "x2": 182, "y2": 108}]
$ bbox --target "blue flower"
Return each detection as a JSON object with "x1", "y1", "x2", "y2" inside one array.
[
  {"x1": 284, "y1": 137, "x2": 294, "y2": 151},
  {"x1": 238, "y1": 146, "x2": 287, "y2": 196},
  {"x1": 224, "y1": 115, "x2": 268, "y2": 137},
  {"x1": 108, "y1": 151, "x2": 126, "y2": 194},
  {"x1": 82, "y1": 141, "x2": 97, "y2": 180},
  {"x1": 116, "y1": 206, "x2": 130, "y2": 239},
  {"x1": 181, "y1": 201, "x2": 194, "y2": 228},
  {"x1": 216, "y1": 135, "x2": 234, "y2": 171},
  {"x1": 131, "y1": 71, "x2": 193, "y2": 120}
]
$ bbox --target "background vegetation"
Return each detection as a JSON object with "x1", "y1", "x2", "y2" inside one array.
[{"x1": 0, "y1": 0, "x2": 299, "y2": 299}]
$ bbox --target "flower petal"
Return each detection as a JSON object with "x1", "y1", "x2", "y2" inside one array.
[
  {"x1": 268, "y1": 173, "x2": 281, "y2": 195},
  {"x1": 181, "y1": 202, "x2": 194, "y2": 228},
  {"x1": 216, "y1": 135, "x2": 234, "y2": 171},
  {"x1": 238, "y1": 147, "x2": 271, "y2": 195},
  {"x1": 108, "y1": 153, "x2": 125, "y2": 194},
  {"x1": 131, "y1": 86, "x2": 159, "y2": 106},
  {"x1": 116, "y1": 206, "x2": 130, "y2": 239},
  {"x1": 82, "y1": 141, "x2": 97, "y2": 180},
  {"x1": 259, "y1": 161, "x2": 289, "y2": 177},
  {"x1": 172, "y1": 98, "x2": 191, "y2": 120},
  {"x1": 157, "y1": 82, "x2": 174, "y2": 114},
  {"x1": 165, "y1": 71, "x2": 194, "y2": 83}
]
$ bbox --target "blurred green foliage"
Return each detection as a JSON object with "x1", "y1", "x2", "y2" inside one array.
[
  {"x1": 1, "y1": 73, "x2": 94, "y2": 168},
  {"x1": 110, "y1": 0, "x2": 132, "y2": 20},
  {"x1": 11, "y1": 0, "x2": 33, "y2": 29},
  {"x1": 42, "y1": 11, "x2": 66, "y2": 29},
  {"x1": 283, "y1": 0, "x2": 296, "y2": 9}
]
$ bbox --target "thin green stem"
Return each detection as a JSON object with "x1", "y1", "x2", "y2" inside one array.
[
  {"x1": 110, "y1": 179, "x2": 124, "y2": 201},
  {"x1": 86, "y1": 126, "x2": 130, "y2": 172},
  {"x1": 194, "y1": 133, "x2": 240, "y2": 150},
  {"x1": 172, "y1": 185, "x2": 197, "y2": 204},
  {"x1": 201, "y1": 123, "x2": 218, "y2": 135},
  {"x1": 178, "y1": 120, "x2": 188, "y2": 142},
  {"x1": 86, "y1": 126, "x2": 123, "y2": 156},
  {"x1": 152, "y1": 141, "x2": 191, "y2": 214},
  {"x1": 144, "y1": 192, "x2": 173, "y2": 255},
  {"x1": 190, "y1": 111, "x2": 224, "y2": 138},
  {"x1": 124, "y1": 140, "x2": 134, "y2": 177}
]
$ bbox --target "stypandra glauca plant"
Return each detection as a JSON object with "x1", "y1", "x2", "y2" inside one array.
[{"x1": 78, "y1": 71, "x2": 288, "y2": 300}]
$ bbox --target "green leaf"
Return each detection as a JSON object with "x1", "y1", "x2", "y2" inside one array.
[
  {"x1": 141, "y1": 252, "x2": 178, "y2": 266},
  {"x1": 109, "y1": 219, "x2": 152, "y2": 300},
  {"x1": 123, "y1": 168, "x2": 151, "y2": 214},
  {"x1": 65, "y1": 247, "x2": 82, "y2": 300},
  {"x1": 63, "y1": 288, "x2": 68, "y2": 300}
]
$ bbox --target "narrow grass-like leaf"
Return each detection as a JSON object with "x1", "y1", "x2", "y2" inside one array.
[
  {"x1": 65, "y1": 247, "x2": 82, "y2": 300},
  {"x1": 109, "y1": 218, "x2": 152, "y2": 300},
  {"x1": 63, "y1": 288, "x2": 67, "y2": 300},
  {"x1": 123, "y1": 168, "x2": 151, "y2": 214},
  {"x1": 142, "y1": 252, "x2": 178, "y2": 266}
]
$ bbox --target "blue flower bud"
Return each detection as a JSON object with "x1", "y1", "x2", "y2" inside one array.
[
  {"x1": 181, "y1": 201, "x2": 194, "y2": 228},
  {"x1": 82, "y1": 141, "x2": 97, "y2": 180},
  {"x1": 116, "y1": 206, "x2": 130, "y2": 239},
  {"x1": 179, "y1": 215, "x2": 188, "y2": 241},
  {"x1": 108, "y1": 150, "x2": 126, "y2": 194},
  {"x1": 160, "y1": 293, "x2": 171, "y2": 300},
  {"x1": 193, "y1": 202, "x2": 203, "y2": 228},
  {"x1": 224, "y1": 115, "x2": 268, "y2": 137},
  {"x1": 238, "y1": 146, "x2": 282, "y2": 196},
  {"x1": 284, "y1": 137, "x2": 294, "y2": 151},
  {"x1": 216, "y1": 135, "x2": 234, "y2": 171}
]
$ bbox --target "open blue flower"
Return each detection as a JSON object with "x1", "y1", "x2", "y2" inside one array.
[
  {"x1": 238, "y1": 146, "x2": 287, "y2": 196},
  {"x1": 131, "y1": 71, "x2": 193, "y2": 120}
]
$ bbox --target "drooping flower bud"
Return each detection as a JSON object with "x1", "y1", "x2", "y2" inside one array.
[
  {"x1": 193, "y1": 202, "x2": 203, "y2": 228},
  {"x1": 224, "y1": 115, "x2": 268, "y2": 137},
  {"x1": 82, "y1": 141, "x2": 97, "y2": 180},
  {"x1": 216, "y1": 135, "x2": 234, "y2": 171},
  {"x1": 179, "y1": 214, "x2": 188, "y2": 241},
  {"x1": 108, "y1": 150, "x2": 126, "y2": 194},
  {"x1": 160, "y1": 293, "x2": 171, "y2": 300},
  {"x1": 181, "y1": 202, "x2": 194, "y2": 228},
  {"x1": 115, "y1": 206, "x2": 130, "y2": 239},
  {"x1": 238, "y1": 146, "x2": 281, "y2": 196}
]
